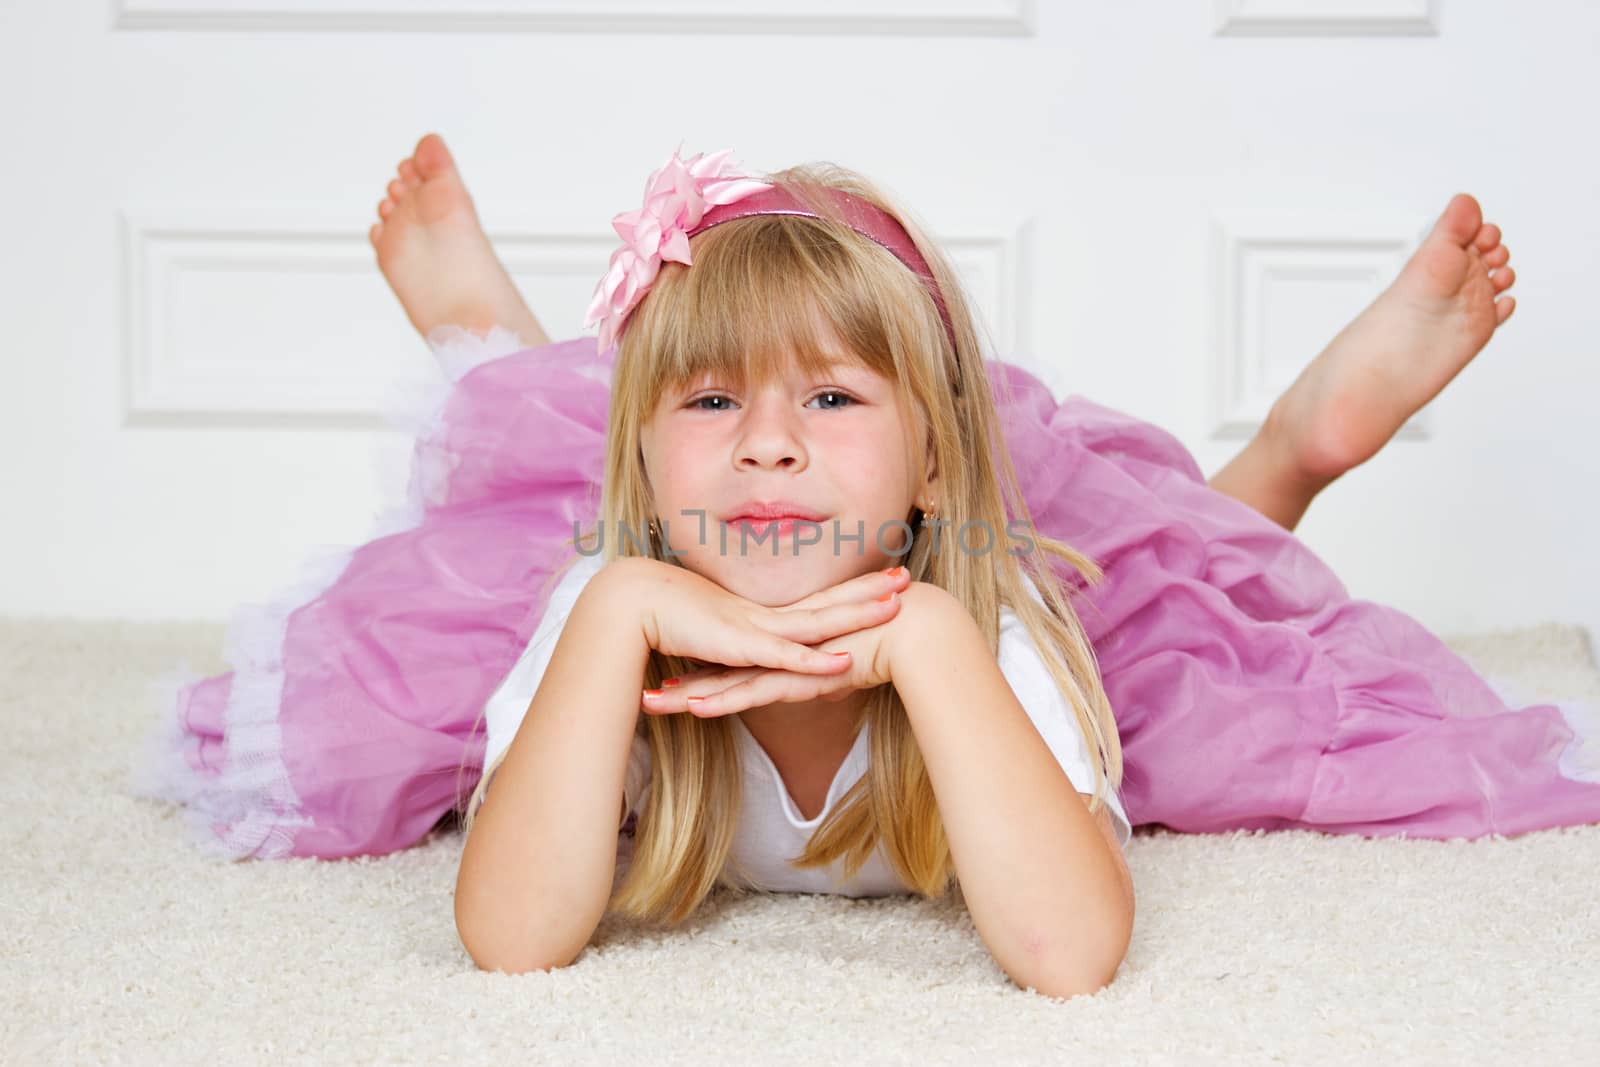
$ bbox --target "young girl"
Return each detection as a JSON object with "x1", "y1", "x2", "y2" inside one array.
[
  {"x1": 131, "y1": 135, "x2": 1599, "y2": 991},
  {"x1": 452, "y1": 151, "x2": 1141, "y2": 993}
]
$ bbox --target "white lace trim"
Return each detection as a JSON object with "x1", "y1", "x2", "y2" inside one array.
[{"x1": 125, "y1": 325, "x2": 532, "y2": 859}]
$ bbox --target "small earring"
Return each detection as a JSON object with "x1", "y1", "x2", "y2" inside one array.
[{"x1": 648, "y1": 517, "x2": 661, "y2": 539}]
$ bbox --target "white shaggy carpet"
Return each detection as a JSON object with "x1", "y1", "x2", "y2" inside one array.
[{"x1": 3, "y1": 616, "x2": 1598, "y2": 1064}]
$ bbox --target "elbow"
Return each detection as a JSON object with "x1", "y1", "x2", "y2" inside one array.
[
  {"x1": 455, "y1": 901, "x2": 584, "y2": 976},
  {"x1": 455, "y1": 870, "x2": 609, "y2": 975},
  {"x1": 1029, "y1": 952, "x2": 1126, "y2": 1001},
  {"x1": 468, "y1": 953, "x2": 575, "y2": 977},
  {"x1": 1015, "y1": 899, "x2": 1134, "y2": 1001},
  {"x1": 458, "y1": 924, "x2": 581, "y2": 976},
  {"x1": 1017, "y1": 946, "x2": 1127, "y2": 1001}
]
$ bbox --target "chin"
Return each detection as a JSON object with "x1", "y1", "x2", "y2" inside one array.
[{"x1": 682, "y1": 549, "x2": 847, "y2": 607}]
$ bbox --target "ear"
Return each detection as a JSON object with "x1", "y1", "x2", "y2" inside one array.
[
  {"x1": 635, "y1": 436, "x2": 660, "y2": 514},
  {"x1": 902, "y1": 388, "x2": 939, "y2": 508},
  {"x1": 920, "y1": 426, "x2": 939, "y2": 506}
]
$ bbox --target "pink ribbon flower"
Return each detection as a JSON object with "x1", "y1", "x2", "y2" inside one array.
[{"x1": 583, "y1": 145, "x2": 773, "y2": 352}]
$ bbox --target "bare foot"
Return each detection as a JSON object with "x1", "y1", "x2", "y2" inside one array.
[
  {"x1": 370, "y1": 133, "x2": 551, "y2": 347},
  {"x1": 1262, "y1": 193, "x2": 1517, "y2": 484}
]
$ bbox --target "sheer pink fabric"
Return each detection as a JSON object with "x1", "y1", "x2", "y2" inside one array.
[{"x1": 127, "y1": 331, "x2": 1600, "y2": 860}]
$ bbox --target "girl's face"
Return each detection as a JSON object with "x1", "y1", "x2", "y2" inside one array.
[{"x1": 640, "y1": 341, "x2": 934, "y2": 608}]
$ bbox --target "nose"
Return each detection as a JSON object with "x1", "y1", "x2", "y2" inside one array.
[{"x1": 734, "y1": 387, "x2": 807, "y2": 472}]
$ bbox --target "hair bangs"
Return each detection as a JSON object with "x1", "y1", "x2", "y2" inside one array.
[{"x1": 628, "y1": 214, "x2": 909, "y2": 409}]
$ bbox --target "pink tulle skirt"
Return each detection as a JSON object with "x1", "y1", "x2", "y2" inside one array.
[{"x1": 127, "y1": 329, "x2": 1600, "y2": 860}]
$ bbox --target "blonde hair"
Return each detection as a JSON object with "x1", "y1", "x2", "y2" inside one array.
[{"x1": 458, "y1": 160, "x2": 1123, "y2": 926}]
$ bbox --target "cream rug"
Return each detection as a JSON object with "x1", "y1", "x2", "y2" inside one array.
[{"x1": 3, "y1": 617, "x2": 1597, "y2": 1064}]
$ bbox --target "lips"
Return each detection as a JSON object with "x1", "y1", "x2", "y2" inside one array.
[{"x1": 721, "y1": 500, "x2": 828, "y2": 522}]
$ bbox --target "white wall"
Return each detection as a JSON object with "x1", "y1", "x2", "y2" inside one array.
[{"x1": 2, "y1": 0, "x2": 1596, "y2": 642}]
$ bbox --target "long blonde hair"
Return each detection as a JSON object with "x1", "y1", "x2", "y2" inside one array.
[{"x1": 461, "y1": 160, "x2": 1122, "y2": 926}]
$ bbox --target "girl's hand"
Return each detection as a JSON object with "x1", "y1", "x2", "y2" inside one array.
[
  {"x1": 640, "y1": 575, "x2": 934, "y2": 719},
  {"x1": 603, "y1": 556, "x2": 911, "y2": 687}
]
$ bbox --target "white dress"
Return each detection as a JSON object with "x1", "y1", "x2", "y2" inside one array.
[{"x1": 480, "y1": 552, "x2": 1131, "y2": 898}]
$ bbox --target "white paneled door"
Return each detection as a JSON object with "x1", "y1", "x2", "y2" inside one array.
[{"x1": 2, "y1": 0, "x2": 1595, "y2": 641}]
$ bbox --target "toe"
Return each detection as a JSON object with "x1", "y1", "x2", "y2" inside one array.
[
  {"x1": 1496, "y1": 295, "x2": 1516, "y2": 325},
  {"x1": 1490, "y1": 265, "x2": 1516, "y2": 292},
  {"x1": 1472, "y1": 222, "x2": 1501, "y2": 253},
  {"x1": 377, "y1": 198, "x2": 393, "y2": 220},
  {"x1": 369, "y1": 222, "x2": 382, "y2": 247},
  {"x1": 1483, "y1": 244, "x2": 1510, "y2": 269},
  {"x1": 398, "y1": 158, "x2": 421, "y2": 187},
  {"x1": 387, "y1": 178, "x2": 406, "y2": 201},
  {"x1": 413, "y1": 132, "x2": 455, "y2": 180},
  {"x1": 1435, "y1": 192, "x2": 1483, "y2": 247}
]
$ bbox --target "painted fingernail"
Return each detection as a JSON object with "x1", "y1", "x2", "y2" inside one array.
[
  {"x1": 643, "y1": 689, "x2": 662, "y2": 698},
  {"x1": 686, "y1": 696, "x2": 706, "y2": 705},
  {"x1": 876, "y1": 592, "x2": 896, "y2": 603},
  {"x1": 661, "y1": 678, "x2": 681, "y2": 687},
  {"x1": 831, "y1": 651, "x2": 851, "y2": 658},
  {"x1": 885, "y1": 566, "x2": 906, "y2": 578}
]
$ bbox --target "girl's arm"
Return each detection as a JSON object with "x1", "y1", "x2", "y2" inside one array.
[
  {"x1": 886, "y1": 584, "x2": 1135, "y2": 999},
  {"x1": 454, "y1": 561, "x2": 649, "y2": 974}
]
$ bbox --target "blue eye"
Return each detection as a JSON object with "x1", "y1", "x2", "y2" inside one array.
[
  {"x1": 685, "y1": 391, "x2": 858, "y2": 412},
  {"x1": 807, "y1": 391, "x2": 856, "y2": 411}
]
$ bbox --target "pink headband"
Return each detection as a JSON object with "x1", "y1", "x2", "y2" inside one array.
[{"x1": 583, "y1": 147, "x2": 957, "y2": 354}]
